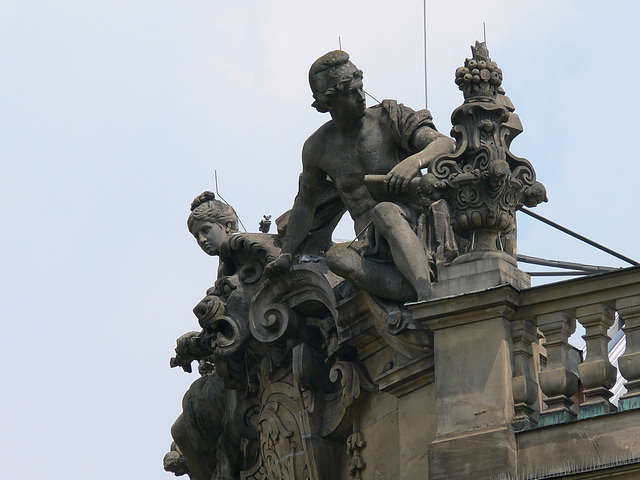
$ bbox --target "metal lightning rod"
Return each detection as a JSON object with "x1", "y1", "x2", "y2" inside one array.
[
  {"x1": 215, "y1": 170, "x2": 247, "y2": 232},
  {"x1": 423, "y1": 0, "x2": 428, "y2": 109}
]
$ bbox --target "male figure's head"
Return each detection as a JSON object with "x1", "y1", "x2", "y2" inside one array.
[{"x1": 309, "y1": 50, "x2": 365, "y2": 118}]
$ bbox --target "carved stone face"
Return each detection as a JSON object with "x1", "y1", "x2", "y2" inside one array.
[
  {"x1": 328, "y1": 77, "x2": 366, "y2": 121},
  {"x1": 194, "y1": 272, "x2": 253, "y2": 366},
  {"x1": 190, "y1": 219, "x2": 228, "y2": 256}
]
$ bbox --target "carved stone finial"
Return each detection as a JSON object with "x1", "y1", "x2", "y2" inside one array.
[
  {"x1": 455, "y1": 41, "x2": 503, "y2": 101},
  {"x1": 427, "y1": 42, "x2": 546, "y2": 259}
]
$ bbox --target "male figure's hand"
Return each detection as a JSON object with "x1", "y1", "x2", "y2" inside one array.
[
  {"x1": 264, "y1": 253, "x2": 293, "y2": 278},
  {"x1": 384, "y1": 156, "x2": 421, "y2": 195}
]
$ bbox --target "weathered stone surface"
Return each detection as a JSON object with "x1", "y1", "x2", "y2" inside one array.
[
  {"x1": 517, "y1": 409, "x2": 640, "y2": 476},
  {"x1": 428, "y1": 427, "x2": 517, "y2": 480},
  {"x1": 414, "y1": 286, "x2": 518, "y2": 445},
  {"x1": 397, "y1": 383, "x2": 436, "y2": 480},
  {"x1": 359, "y1": 409, "x2": 400, "y2": 480},
  {"x1": 432, "y1": 317, "x2": 515, "y2": 434},
  {"x1": 158, "y1": 43, "x2": 640, "y2": 480}
]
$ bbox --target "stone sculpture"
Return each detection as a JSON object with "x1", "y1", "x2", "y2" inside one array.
[
  {"x1": 258, "y1": 215, "x2": 271, "y2": 234},
  {"x1": 188, "y1": 191, "x2": 240, "y2": 259},
  {"x1": 166, "y1": 191, "x2": 245, "y2": 480},
  {"x1": 166, "y1": 369, "x2": 241, "y2": 480},
  {"x1": 424, "y1": 42, "x2": 547, "y2": 260},
  {"x1": 265, "y1": 50, "x2": 457, "y2": 302},
  {"x1": 165, "y1": 43, "x2": 548, "y2": 480}
]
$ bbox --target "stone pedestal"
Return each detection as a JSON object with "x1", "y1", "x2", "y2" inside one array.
[
  {"x1": 411, "y1": 279, "x2": 521, "y2": 480},
  {"x1": 433, "y1": 251, "x2": 530, "y2": 298}
]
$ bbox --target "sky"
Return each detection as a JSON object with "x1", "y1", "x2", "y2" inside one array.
[{"x1": 2, "y1": 1, "x2": 639, "y2": 479}]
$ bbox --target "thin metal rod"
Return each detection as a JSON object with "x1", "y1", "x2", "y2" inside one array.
[
  {"x1": 364, "y1": 90, "x2": 380, "y2": 104},
  {"x1": 339, "y1": 36, "x2": 342, "y2": 50},
  {"x1": 215, "y1": 170, "x2": 247, "y2": 232},
  {"x1": 347, "y1": 220, "x2": 373, "y2": 250},
  {"x1": 423, "y1": 0, "x2": 428, "y2": 109},
  {"x1": 527, "y1": 271, "x2": 591, "y2": 277},
  {"x1": 519, "y1": 207, "x2": 639, "y2": 266},
  {"x1": 483, "y1": 22, "x2": 487, "y2": 44},
  {"x1": 517, "y1": 254, "x2": 620, "y2": 272}
]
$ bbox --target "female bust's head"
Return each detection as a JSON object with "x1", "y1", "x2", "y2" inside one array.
[{"x1": 187, "y1": 191, "x2": 239, "y2": 256}]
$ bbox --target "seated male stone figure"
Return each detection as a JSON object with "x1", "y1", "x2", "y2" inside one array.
[{"x1": 265, "y1": 50, "x2": 455, "y2": 301}]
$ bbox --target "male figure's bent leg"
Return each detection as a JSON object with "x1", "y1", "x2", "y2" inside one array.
[{"x1": 372, "y1": 202, "x2": 432, "y2": 301}]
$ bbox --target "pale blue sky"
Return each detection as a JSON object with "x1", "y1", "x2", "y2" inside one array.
[{"x1": 2, "y1": 1, "x2": 639, "y2": 478}]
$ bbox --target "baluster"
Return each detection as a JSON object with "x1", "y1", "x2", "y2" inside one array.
[
  {"x1": 511, "y1": 318, "x2": 539, "y2": 430},
  {"x1": 537, "y1": 311, "x2": 578, "y2": 426},
  {"x1": 576, "y1": 303, "x2": 617, "y2": 418},
  {"x1": 616, "y1": 295, "x2": 640, "y2": 411}
]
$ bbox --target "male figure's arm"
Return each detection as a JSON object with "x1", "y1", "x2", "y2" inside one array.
[
  {"x1": 376, "y1": 101, "x2": 455, "y2": 195},
  {"x1": 384, "y1": 132, "x2": 455, "y2": 195},
  {"x1": 265, "y1": 140, "x2": 326, "y2": 277}
]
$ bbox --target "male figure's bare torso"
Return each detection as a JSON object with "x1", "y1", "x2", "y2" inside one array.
[
  {"x1": 303, "y1": 107, "x2": 405, "y2": 234},
  {"x1": 266, "y1": 50, "x2": 455, "y2": 301}
]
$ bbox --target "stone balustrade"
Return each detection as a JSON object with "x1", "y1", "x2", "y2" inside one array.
[
  {"x1": 512, "y1": 266, "x2": 640, "y2": 429},
  {"x1": 406, "y1": 265, "x2": 640, "y2": 479},
  {"x1": 411, "y1": 265, "x2": 640, "y2": 436},
  {"x1": 617, "y1": 294, "x2": 640, "y2": 410},
  {"x1": 511, "y1": 318, "x2": 540, "y2": 430}
]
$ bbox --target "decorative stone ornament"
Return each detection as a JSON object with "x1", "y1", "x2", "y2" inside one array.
[
  {"x1": 455, "y1": 41, "x2": 503, "y2": 101},
  {"x1": 425, "y1": 42, "x2": 547, "y2": 259},
  {"x1": 346, "y1": 431, "x2": 367, "y2": 480}
]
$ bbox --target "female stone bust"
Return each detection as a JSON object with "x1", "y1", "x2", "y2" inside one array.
[{"x1": 187, "y1": 191, "x2": 239, "y2": 256}]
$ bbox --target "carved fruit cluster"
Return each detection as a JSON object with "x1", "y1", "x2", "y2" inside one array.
[{"x1": 455, "y1": 43, "x2": 503, "y2": 99}]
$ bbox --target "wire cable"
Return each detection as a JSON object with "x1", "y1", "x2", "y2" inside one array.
[{"x1": 519, "y1": 207, "x2": 638, "y2": 266}]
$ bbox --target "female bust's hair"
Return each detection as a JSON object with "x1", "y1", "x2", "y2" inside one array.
[
  {"x1": 309, "y1": 50, "x2": 363, "y2": 113},
  {"x1": 187, "y1": 191, "x2": 239, "y2": 233}
]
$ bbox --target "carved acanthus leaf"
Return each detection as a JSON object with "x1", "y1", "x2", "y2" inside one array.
[{"x1": 329, "y1": 361, "x2": 378, "y2": 408}]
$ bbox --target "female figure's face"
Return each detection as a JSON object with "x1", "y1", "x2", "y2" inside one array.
[{"x1": 190, "y1": 219, "x2": 228, "y2": 256}]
